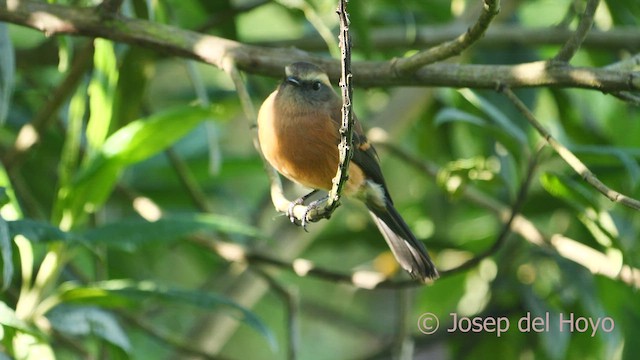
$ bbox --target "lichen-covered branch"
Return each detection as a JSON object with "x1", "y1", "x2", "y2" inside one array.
[{"x1": 0, "y1": 0, "x2": 637, "y2": 93}]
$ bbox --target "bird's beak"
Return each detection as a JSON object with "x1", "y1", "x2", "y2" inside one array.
[{"x1": 286, "y1": 76, "x2": 301, "y2": 87}]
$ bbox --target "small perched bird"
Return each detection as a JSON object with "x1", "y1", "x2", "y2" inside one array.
[{"x1": 257, "y1": 62, "x2": 438, "y2": 281}]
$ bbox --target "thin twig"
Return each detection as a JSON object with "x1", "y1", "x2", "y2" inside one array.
[
  {"x1": 611, "y1": 91, "x2": 640, "y2": 106},
  {"x1": 326, "y1": 0, "x2": 354, "y2": 211},
  {"x1": 276, "y1": 0, "x2": 340, "y2": 59},
  {"x1": 165, "y1": 148, "x2": 215, "y2": 213},
  {"x1": 557, "y1": 0, "x2": 582, "y2": 28},
  {"x1": 500, "y1": 86, "x2": 640, "y2": 211},
  {"x1": 392, "y1": 0, "x2": 500, "y2": 73},
  {"x1": 553, "y1": 0, "x2": 600, "y2": 62}
]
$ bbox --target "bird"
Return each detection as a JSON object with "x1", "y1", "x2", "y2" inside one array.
[{"x1": 257, "y1": 62, "x2": 438, "y2": 281}]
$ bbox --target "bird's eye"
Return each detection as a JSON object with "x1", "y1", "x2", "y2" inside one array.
[{"x1": 312, "y1": 81, "x2": 322, "y2": 91}]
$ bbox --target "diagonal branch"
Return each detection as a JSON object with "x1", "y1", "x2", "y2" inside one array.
[
  {"x1": 392, "y1": 0, "x2": 501, "y2": 73},
  {"x1": 500, "y1": 86, "x2": 640, "y2": 211},
  {"x1": 553, "y1": 0, "x2": 600, "y2": 63}
]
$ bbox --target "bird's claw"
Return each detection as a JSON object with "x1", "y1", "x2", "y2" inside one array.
[
  {"x1": 299, "y1": 197, "x2": 327, "y2": 231},
  {"x1": 286, "y1": 191, "x2": 325, "y2": 232},
  {"x1": 286, "y1": 198, "x2": 305, "y2": 225}
]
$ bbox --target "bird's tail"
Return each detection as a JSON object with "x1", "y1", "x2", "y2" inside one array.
[{"x1": 367, "y1": 198, "x2": 438, "y2": 281}]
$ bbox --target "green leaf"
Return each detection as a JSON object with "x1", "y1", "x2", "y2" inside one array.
[
  {"x1": 0, "y1": 23, "x2": 15, "y2": 125},
  {"x1": 540, "y1": 172, "x2": 599, "y2": 210},
  {"x1": 82, "y1": 214, "x2": 259, "y2": 250},
  {"x1": 47, "y1": 305, "x2": 131, "y2": 354},
  {"x1": 0, "y1": 166, "x2": 22, "y2": 218},
  {"x1": 0, "y1": 215, "x2": 12, "y2": 291},
  {"x1": 52, "y1": 79, "x2": 90, "y2": 224},
  {"x1": 102, "y1": 105, "x2": 213, "y2": 164},
  {"x1": 7, "y1": 219, "x2": 76, "y2": 244},
  {"x1": 86, "y1": 38, "x2": 119, "y2": 153},
  {"x1": 434, "y1": 107, "x2": 488, "y2": 127},
  {"x1": 459, "y1": 89, "x2": 528, "y2": 146},
  {"x1": 59, "y1": 105, "x2": 211, "y2": 225},
  {"x1": 60, "y1": 280, "x2": 277, "y2": 350},
  {"x1": 522, "y1": 288, "x2": 571, "y2": 359},
  {"x1": 113, "y1": 47, "x2": 155, "y2": 127}
]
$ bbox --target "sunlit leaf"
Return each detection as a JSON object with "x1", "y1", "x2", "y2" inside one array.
[
  {"x1": 86, "y1": 38, "x2": 119, "y2": 154},
  {"x1": 59, "y1": 105, "x2": 212, "y2": 225},
  {"x1": 0, "y1": 302, "x2": 51, "y2": 359},
  {"x1": 102, "y1": 105, "x2": 212, "y2": 164},
  {"x1": 12, "y1": 332, "x2": 55, "y2": 360},
  {"x1": 540, "y1": 173, "x2": 599, "y2": 210},
  {"x1": 0, "y1": 301, "x2": 32, "y2": 334}
]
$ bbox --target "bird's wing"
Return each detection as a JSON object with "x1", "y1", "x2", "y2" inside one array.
[{"x1": 330, "y1": 108, "x2": 391, "y2": 200}]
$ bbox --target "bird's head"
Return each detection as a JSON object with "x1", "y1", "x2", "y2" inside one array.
[{"x1": 278, "y1": 62, "x2": 336, "y2": 105}]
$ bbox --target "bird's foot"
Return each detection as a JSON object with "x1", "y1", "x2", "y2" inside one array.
[
  {"x1": 300, "y1": 195, "x2": 329, "y2": 231},
  {"x1": 286, "y1": 190, "x2": 320, "y2": 230}
]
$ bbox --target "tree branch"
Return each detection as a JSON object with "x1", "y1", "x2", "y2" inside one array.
[
  {"x1": 553, "y1": 0, "x2": 600, "y2": 62},
  {"x1": 1, "y1": 1, "x2": 637, "y2": 92},
  {"x1": 96, "y1": 0, "x2": 125, "y2": 15},
  {"x1": 392, "y1": 0, "x2": 500, "y2": 73},
  {"x1": 257, "y1": 25, "x2": 640, "y2": 52},
  {"x1": 499, "y1": 86, "x2": 640, "y2": 211}
]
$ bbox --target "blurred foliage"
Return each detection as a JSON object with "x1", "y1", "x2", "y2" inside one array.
[{"x1": 1, "y1": 0, "x2": 640, "y2": 359}]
